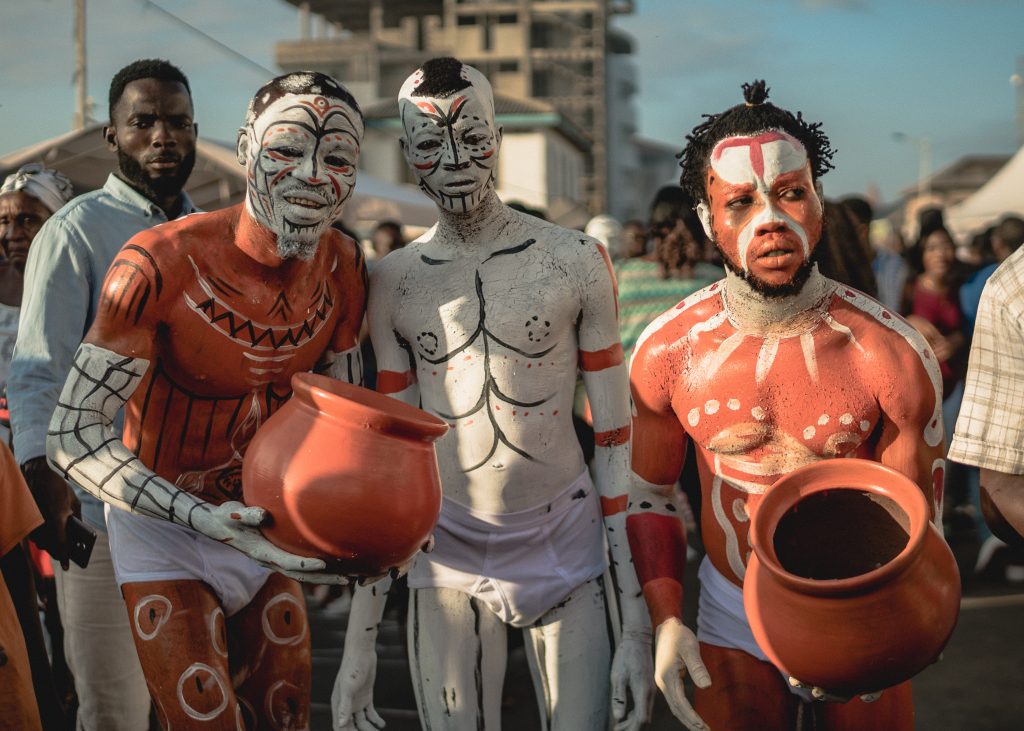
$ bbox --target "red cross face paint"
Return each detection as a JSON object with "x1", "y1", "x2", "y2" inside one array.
[
  {"x1": 399, "y1": 67, "x2": 500, "y2": 214},
  {"x1": 702, "y1": 131, "x2": 823, "y2": 291},
  {"x1": 243, "y1": 93, "x2": 362, "y2": 259}
]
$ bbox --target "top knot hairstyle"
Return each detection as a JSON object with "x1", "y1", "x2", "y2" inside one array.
[{"x1": 678, "y1": 79, "x2": 835, "y2": 204}]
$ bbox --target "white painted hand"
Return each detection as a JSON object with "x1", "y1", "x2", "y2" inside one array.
[
  {"x1": 192, "y1": 500, "x2": 348, "y2": 584},
  {"x1": 332, "y1": 640, "x2": 384, "y2": 730},
  {"x1": 654, "y1": 617, "x2": 711, "y2": 731},
  {"x1": 610, "y1": 630, "x2": 655, "y2": 731}
]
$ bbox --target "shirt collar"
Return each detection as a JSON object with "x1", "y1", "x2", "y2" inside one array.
[{"x1": 102, "y1": 173, "x2": 198, "y2": 221}]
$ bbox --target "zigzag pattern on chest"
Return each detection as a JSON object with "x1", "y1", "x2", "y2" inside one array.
[{"x1": 188, "y1": 290, "x2": 333, "y2": 350}]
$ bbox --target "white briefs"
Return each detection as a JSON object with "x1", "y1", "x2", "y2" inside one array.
[
  {"x1": 408, "y1": 470, "x2": 608, "y2": 627},
  {"x1": 696, "y1": 556, "x2": 768, "y2": 661},
  {"x1": 697, "y1": 556, "x2": 812, "y2": 699},
  {"x1": 105, "y1": 505, "x2": 273, "y2": 616}
]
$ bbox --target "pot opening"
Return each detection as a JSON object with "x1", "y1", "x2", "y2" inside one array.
[{"x1": 773, "y1": 489, "x2": 910, "y2": 580}]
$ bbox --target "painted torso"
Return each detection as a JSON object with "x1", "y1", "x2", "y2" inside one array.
[
  {"x1": 99, "y1": 205, "x2": 364, "y2": 503},
  {"x1": 374, "y1": 214, "x2": 607, "y2": 511},
  {"x1": 632, "y1": 272, "x2": 943, "y2": 585}
]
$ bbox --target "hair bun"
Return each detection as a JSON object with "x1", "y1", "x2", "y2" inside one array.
[{"x1": 742, "y1": 80, "x2": 770, "y2": 106}]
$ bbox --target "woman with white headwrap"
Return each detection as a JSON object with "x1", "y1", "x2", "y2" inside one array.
[{"x1": 0, "y1": 164, "x2": 75, "y2": 435}]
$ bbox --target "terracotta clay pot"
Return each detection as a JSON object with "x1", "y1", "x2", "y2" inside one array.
[
  {"x1": 744, "y1": 458, "x2": 960, "y2": 696},
  {"x1": 242, "y1": 372, "x2": 448, "y2": 576}
]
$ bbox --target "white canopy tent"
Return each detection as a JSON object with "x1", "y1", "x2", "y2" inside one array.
[{"x1": 946, "y1": 146, "x2": 1024, "y2": 240}]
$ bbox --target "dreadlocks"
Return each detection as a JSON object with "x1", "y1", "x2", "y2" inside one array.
[{"x1": 678, "y1": 80, "x2": 835, "y2": 205}]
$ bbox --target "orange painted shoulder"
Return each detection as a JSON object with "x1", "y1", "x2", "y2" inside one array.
[{"x1": 633, "y1": 279, "x2": 727, "y2": 356}]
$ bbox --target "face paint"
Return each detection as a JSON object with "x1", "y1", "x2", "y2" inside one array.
[
  {"x1": 704, "y1": 131, "x2": 822, "y2": 293},
  {"x1": 399, "y1": 79, "x2": 499, "y2": 214},
  {"x1": 243, "y1": 93, "x2": 362, "y2": 260}
]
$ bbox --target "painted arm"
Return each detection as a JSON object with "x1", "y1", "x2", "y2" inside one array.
[
  {"x1": 319, "y1": 237, "x2": 369, "y2": 387},
  {"x1": 626, "y1": 323, "x2": 710, "y2": 731},
  {"x1": 874, "y1": 329, "x2": 946, "y2": 521},
  {"x1": 334, "y1": 258, "x2": 418, "y2": 731},
  {"x1": 577, "y1": 241, "x2": 654, "y2": 730},
  {"x1": 45, "y1": 239, "x2": 345, "y2": 583}
]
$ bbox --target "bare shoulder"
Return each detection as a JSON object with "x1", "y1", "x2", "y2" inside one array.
[
  {"x1": 322, "y1": 227, "x2": 368, "y2": 287},
  {"x1": 829, "y1": 287, "x2": 933, "y2": 368}
]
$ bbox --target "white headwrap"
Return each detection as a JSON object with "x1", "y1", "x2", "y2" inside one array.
[{"x1": 0, "y1": 163, "x2": 75, "y2": 214}]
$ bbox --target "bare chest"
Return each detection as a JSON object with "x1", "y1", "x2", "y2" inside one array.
[
  {"x1": 160, "y1": 258, "x2": 338, "y2": 393},
  {"x1": 675, "y1": 323, "x2": 880, "y2": 479}
]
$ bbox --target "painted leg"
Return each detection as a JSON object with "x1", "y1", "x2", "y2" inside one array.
[
  {"x1": 693, "y1": 642, "x2": 798, "y2": 731},
  {"x1": 522, "y1": 578, "x2": 612, "y2": 731},
  {"x1": 227, "y1": 572, "x2": 311, "y2": 730},
  {"x1": 407, "y1": 587, "x2": 508, "y2": 730},
  {"x1": 122, "y1": 579, "x2": 241, "y2": 730},
  {"x1": 818, "y1": 680, "x2": 913, "y2": 731}
]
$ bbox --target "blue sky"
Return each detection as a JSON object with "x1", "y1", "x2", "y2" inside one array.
[{"x1": 1, "y1": 0, "x2": 1021, "y2": 203}]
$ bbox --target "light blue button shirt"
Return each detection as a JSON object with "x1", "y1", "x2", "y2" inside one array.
[{"x1": 9, "y1": 173, "x2": 198, "y2": 531}]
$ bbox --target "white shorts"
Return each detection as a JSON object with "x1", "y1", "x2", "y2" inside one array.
[
  {"x1": 696, "y1": 557, "x2": 811, "y2": 699},
  {"x1": 105, "y1": 505, "x2": 273, "y2": 616},
  {"x1": 408, "y1": 470, "x2": 608, "y2": 627},
  {"x1": 696, "y1": 557, "x2": 768, "y2": 661}
]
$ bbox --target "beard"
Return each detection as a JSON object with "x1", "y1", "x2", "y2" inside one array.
[
  {"x1": 716, "y1": 240, "x2": 819, "y2": 298},
  {"x1": 275, "y1": 232, "x2": 320, "y2": 261},
  {"x1": 117, "y1": 148, "x2": 195, "y2": 203}
]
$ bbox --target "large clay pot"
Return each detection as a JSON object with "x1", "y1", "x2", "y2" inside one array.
[
  {"x1": 744, "y1": 458, "x2": 960, "y2": 696},
  {"x1": 242, "y1": 372, "x2": 448, "y2": 576}
]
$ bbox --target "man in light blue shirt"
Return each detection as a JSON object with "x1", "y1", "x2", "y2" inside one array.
[{"x1": 8, "y1": 58, "x2": 198, "y2": 730}]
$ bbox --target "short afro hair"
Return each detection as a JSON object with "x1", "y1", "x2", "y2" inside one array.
[
  {"x1": 244, "y1": 71, "x2": 361, "y2": 128},
  {"x1": 108, "y1": 59, "x2": 191, "y2": 121},
  {"x1": 413, "y1": 57, "x2": 472, "y2": 98},
  {"x1": 678, "y1": 80, "x2": 835, "y2": 205}
]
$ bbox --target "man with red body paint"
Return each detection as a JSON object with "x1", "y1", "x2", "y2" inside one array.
[
  {"x1": 46, "y1": 72, "x2": 367, "y2": 730},
  {"x1": 625, "y1": 82, "x2": 945, "y2": 730}
]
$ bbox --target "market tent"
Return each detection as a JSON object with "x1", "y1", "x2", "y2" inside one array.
[{"x1": 946, "y1": 146, "x2": 1024, "y2": 240}]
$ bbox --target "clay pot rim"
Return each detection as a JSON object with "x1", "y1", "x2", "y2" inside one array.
[
  {"x1": 750, "y1": 458, "x2": 929, "y2": 597},
  {"x1": 291, "y1": 372, "x2": 449, "y2": 441}
]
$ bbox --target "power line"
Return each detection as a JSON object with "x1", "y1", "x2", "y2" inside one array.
[{"x1": 138, "y1": 0, "x2": 277, "y2": 77}]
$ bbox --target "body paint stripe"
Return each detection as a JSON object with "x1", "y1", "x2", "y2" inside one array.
[
  {"x1": 377, "y1": 369, "x2": 415, "y2": 394},
  {"x1": 595, "y1": 425, "x2": 630, "y2": 447},
  {"x1": 579, "y1": 343, "x2": 624, "y2": 372},
  {"x1": 601, "y1": 494, "x2": 629, "y2": 516}
]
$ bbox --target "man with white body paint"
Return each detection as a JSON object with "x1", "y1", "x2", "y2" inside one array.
[
  {"x1": 46, "y1": 71, "x2": 369, "y2": 729},
  {"x1": 332, "y1": 57, "x2": 654, "y2": 731},
  {"x1": 626, "y1": 81, "x2": 944, "y2": 730}
]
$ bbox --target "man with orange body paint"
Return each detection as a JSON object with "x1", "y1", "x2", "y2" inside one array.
[
  {"x1": 625, "y1": 82, "x2": 945, "y2": 730},
  {"x1": 46, "y1": 72, "x2": 367, "y2": 729}
]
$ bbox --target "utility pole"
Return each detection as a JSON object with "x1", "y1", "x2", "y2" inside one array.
[
  {"x1": 1012, "y1": 56, "x2": 1024, "y2": 148},
  {"x1": 74, "y1": 0, "x2": 87, "y2": 129}
]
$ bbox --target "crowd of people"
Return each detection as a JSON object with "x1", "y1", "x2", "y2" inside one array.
[{"x1": 0, "y1": 55, "x2": 1022, "y2": 731}]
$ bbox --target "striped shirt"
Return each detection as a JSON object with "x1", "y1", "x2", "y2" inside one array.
[{"x1": 614, "y1": 257, "x2": 721, "y2": 361}]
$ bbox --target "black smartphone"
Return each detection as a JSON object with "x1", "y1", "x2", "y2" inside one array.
[{"x1": 66, "y1": 515, "x2": 97, "y2": 569}]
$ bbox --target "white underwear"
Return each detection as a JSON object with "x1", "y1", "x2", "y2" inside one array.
[
  {"x1": 696, "y1": 557, "x2": 768, "y2": 661},
  {"x1": 697, "y1": 557, "x2": 812, "y2": 699},
  {"x1": 105, "y1": 505, "x2": 273, "y2": 616},
  {"x1": 408, "y1": 470, "x2": 608, "y2": 627}
]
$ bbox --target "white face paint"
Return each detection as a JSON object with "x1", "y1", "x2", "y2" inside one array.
[
  {"x1": 241, "y1": 93, "x2": 362, "y2": 259},
  {"x1": 398, "y1": 65, "x2": 500, "y2": 214},
  {"x1": 706, "y1": 131, "x2": 822, "y2": 283}
]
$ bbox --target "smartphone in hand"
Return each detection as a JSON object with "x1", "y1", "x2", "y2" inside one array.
[{"x1": 66, "y1": 515, "x2": 97, "y2": 569}]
